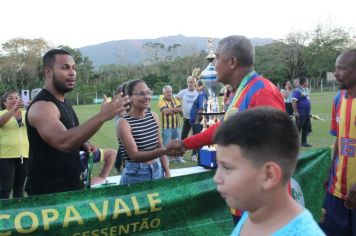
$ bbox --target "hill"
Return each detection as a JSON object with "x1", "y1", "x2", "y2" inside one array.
[{"x1": 78, "y1": 35, "x2": 275, "y2": 68}]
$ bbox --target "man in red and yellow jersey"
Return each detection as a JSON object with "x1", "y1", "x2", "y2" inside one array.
[
  {"x1": 320, "y1": 49, "x2": 356, "y2": 235},
  {"x1": 167, "y1": 35, "x2": 285, "y2": 224}
]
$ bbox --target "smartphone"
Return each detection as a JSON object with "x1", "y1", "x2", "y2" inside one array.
[{"x1": 21, "y1": 90, "x2": 30, "y2": 105}]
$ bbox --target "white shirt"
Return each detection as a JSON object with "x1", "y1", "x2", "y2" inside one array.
[{"x1": 176, "y1": 89, "x2": 199, "y2": 119}]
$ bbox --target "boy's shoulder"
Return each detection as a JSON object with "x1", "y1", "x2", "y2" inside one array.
[
  {"x1": 273, "y1": 209, "x2": 325, "y2": 236},
  {"x1": 233, "y1": 210, "x2": 325, "y2": 236}
]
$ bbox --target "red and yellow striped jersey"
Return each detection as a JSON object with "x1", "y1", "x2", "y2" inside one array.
[{"x1": 328, "y1": 91, "x2": 356, "y2": 199}]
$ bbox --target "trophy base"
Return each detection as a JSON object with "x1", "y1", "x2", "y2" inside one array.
[{"x1": 198, "y1": 149, "x2": 217, "y2": 169}]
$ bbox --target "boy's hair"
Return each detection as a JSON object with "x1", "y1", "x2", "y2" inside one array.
[
  {"x1": 213, "y1": 107, "x2": 299, "y2": 182},
  {"x1": 43, "y1": 49, "x2": 71, "y2": 69}
]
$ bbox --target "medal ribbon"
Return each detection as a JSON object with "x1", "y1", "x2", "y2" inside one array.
[{"x1": 224, "y1": 70, "x2": 259, "y2": 121}]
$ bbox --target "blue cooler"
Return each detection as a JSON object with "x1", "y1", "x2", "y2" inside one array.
[{"x1": 199, "y1": 148, "x2": 217, "y2": 169}]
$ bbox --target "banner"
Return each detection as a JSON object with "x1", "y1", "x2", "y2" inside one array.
[
  {"x1": 293, "y1": 147, "x2": 331, "y2": 220},
  {"x1": 0, "y1": 148, "x2": 331, "y2": 235}
]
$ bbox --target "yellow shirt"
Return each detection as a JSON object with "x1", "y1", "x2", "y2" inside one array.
[
  {"x1": 158, "y1": 98, "x2": 181, "y2": 129},
  {"x1": 0, "y1": 109, "x2": 29, "y2": 158}
]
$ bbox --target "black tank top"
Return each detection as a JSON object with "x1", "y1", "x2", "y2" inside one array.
[{"x1": 25, "y1": 89, "x2": 82, "y2": 195}]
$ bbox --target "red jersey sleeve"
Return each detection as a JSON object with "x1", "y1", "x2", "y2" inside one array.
[{"x1": 183, "y1": 122, "x2": 220, "y2": 149}]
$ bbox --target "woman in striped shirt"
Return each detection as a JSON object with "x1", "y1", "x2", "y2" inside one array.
[{"x1": 117, "y1": 80, "x2": 171, "y2": 184}]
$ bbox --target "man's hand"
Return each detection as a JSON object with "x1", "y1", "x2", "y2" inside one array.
[
  {"x1": 12, "y1": 101, "x2": 24, "y2": 112},
  {"x1": 164, "y1": 169, "x2": 171, "y2": 178},
  {"x1": 83, "y1": 142, "x2": 96, "y2": 153},
  {"x1": 165, "y1": 140, "x2": 186, "y2": 156},
  {"x1": 91, "y1": 176, "x2": 106, "y2": 185},
  {"x1": 99, "y1": 93, "x2": 130, "y2": 122},
  {"x1": 345, "y1": 184, "x2": 356, "y2": 209}
]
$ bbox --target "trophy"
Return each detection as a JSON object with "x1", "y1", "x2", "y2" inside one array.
[{"x1": 197, "y1": 38, "x2": 224, "y2": 169}]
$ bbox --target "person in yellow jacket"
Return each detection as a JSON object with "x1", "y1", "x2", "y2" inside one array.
[{"x1": 0, "y1": 90, "x2": 29, "y2": 199}]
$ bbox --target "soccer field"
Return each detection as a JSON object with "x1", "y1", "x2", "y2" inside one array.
[{"x1": 73, "y1": 91, "x2": 337, "y2": 176}]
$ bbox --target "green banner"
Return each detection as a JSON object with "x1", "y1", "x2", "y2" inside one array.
[
  {"x1": 293, "y1": 147, "x2": 331, "y2": 220},
  {"x1": 0, "y1": 148, "x2": 331, "y2": 236}
]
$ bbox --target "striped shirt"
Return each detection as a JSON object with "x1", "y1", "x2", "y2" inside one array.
[
  {"x1": 158, "y1": 97, "x2": 181, "y2": 129},
  {"x1": 118, "y1": 110, "x2": 159, "y2": 161},
  {"x1": 328, "y1": 90, "x2": 356, "y2": 199}
]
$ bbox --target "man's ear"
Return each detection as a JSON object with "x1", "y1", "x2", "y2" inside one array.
[
  {"x1": 230, "y1": 56, "x2": 240, "y2": 70},
  {"x1": 261, "y1": 162, "x2": 283, "y2": 190},
  {"x1": 44, "y1": 66, "x2": 52, "y2": 77}
]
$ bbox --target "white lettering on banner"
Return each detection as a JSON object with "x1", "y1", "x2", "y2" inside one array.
[{"x1": 291, "y1": 178, "x2": 305, "y2": 207}]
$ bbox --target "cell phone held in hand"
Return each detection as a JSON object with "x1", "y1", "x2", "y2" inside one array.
[{"x1": 21, "y1": 90, "x2": 30, "y2": 105}]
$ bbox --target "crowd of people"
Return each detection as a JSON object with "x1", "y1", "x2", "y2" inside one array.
[{"x1": 0, "y1": 35, "x2": 356, "y2": 235}]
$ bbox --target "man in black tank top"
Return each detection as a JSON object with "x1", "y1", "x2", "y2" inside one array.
[{"x1": 25, "y1": 49, "x2": 130, "y2": 195}]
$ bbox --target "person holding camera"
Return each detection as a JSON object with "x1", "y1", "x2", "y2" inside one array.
[
  {"x1": 0, "y1": 90, "x2": 29, "y2": 199},
  {"x1": 281, "y1": 80, "x2": 293, "y2": 116}
]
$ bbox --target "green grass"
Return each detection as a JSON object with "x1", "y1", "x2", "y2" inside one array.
[{"x1": 73, "y1": 91, "x2": 337, "y2": 177}]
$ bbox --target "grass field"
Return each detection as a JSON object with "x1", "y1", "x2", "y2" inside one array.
[{"x1": 73, "y1": 91, "x2": 337, "y2": 177}]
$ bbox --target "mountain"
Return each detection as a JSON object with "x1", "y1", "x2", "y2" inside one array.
[{"x1": 78, "y1": 35, "x2": 276, "y2": 68}]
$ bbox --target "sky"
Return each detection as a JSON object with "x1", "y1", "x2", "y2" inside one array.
[{"x1": 1, "y1": 0, "x2": 355, "y2": 49}]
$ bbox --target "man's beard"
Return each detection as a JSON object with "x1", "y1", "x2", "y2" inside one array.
[
  {"x1": 52, "y1": 74, "x2": 74, "y2": 93},
  {"x1": 338, "y1": 81, "x2": 347, "y2": 90}
]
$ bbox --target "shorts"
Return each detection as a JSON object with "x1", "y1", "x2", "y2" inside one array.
[
  {"x1": 120, "y1": 159, "x2": 164, "y2": 185},
  {"x1": 320, "y1": 192, "x2": 356, "y2": 236}
]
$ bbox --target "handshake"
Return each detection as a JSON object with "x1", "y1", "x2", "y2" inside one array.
[{"x1": 164, "y1": 140, "x2": 186, "y2": 157}]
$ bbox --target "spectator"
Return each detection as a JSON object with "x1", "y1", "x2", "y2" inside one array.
[
  {"x1": 176, "y1": 76, "x2": 198, "y2": 140},
  {"x1": 281, "y1": 80, "x2": 293, "y2": 116},
  {"x1": 189, "y1": 80, "x2": 209, "y2": 162},
  {"x1": 214, "y1": 107, "x2": 325, "y2": 235},
  {"x1": 222, "y1": 84, "x2": 235, "y2": 111},
  {"x1": 80, "y1": 148, "x2": 116, "y2": 185},
  {"x1": 0, "y1": 91, "x2": 29, "y2": 199},
  {"x1": 117, "y1": 79, "x2": 171, "y2": 184},
  {"x1": 25, "y1": 49, "x2": 129, "y2": 196},
  {"x1": 158, "y1": 85, "x2": 185, "y2": 163},
  {"x1": 292, "y1": 77, "x2": 312, "y2": 147},
  {"x1": 320, "y1": 49, "x2": 356, "y2": 235}
]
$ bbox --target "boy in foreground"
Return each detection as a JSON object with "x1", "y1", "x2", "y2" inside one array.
[{"x1": 213, "y1": 107, "x2": 324, "y2": 235}]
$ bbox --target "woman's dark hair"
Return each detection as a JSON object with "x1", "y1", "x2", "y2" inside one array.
[
  {"x1": 1, "y1": 90, "x2": 19, "y2": 110},
  {"x1": 116, "y1": 82, "x2": 128, "y2": 96},
  {"x1": 125, "y1": 79, "x2": 145, "y2": 96}
]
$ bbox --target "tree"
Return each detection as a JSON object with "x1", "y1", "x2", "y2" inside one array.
[
  {"x1": 255, "y1": 42, "x2": 289, "y2": 85},
  {"x1": 0, "y1": 38, "x2": 50, "y2": 90},
  {"x1": 305, "y1": 24, "x2": 350, "y2": 88},
  {"x1": 280, "y1": 24, "x2": 351, "y2": 88},
  {"x1": 281, "y1": 32, "x2": 310, "y2": 80},
  {"x1": 143, "y1": 42, "x2": 182, "y2": 64}
]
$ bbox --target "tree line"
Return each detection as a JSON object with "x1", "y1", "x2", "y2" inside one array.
[{"x1": 0, "y1": 24, "x2": 354, "y2": 104}]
